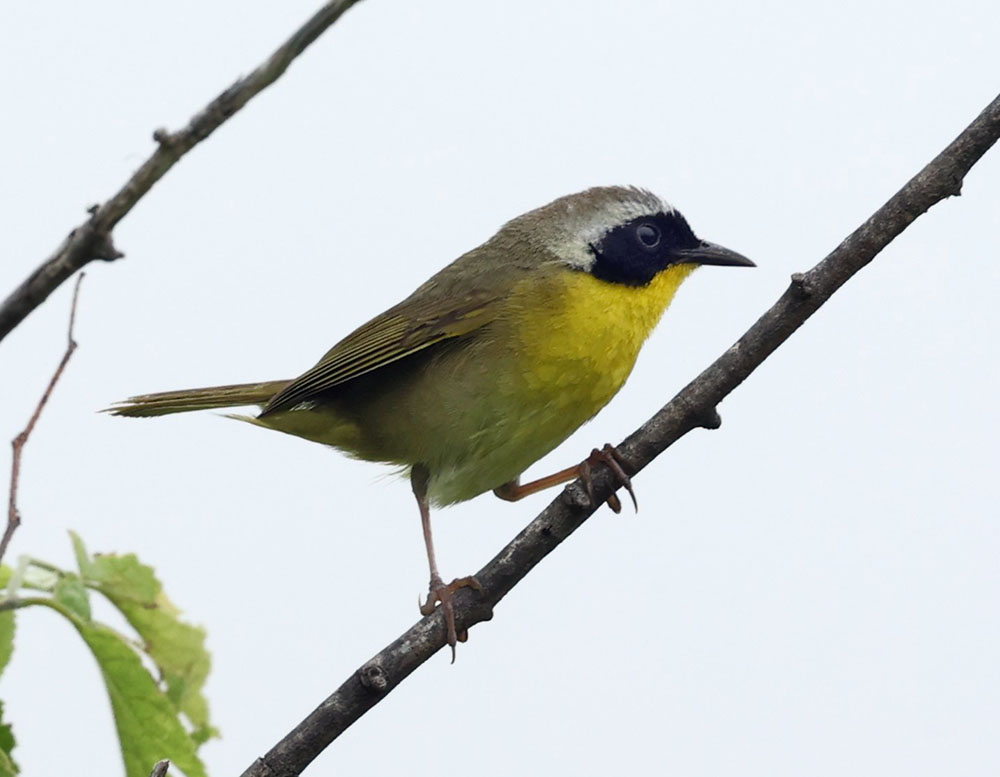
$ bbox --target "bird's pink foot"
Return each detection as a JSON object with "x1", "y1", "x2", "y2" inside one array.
[{"x1": 420, "y1": 574, "x2": 483, "y2": 661}]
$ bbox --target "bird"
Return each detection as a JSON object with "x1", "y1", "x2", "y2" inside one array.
[{"x1": 107, "y1": 186, "x2": 753, "y2": 658}]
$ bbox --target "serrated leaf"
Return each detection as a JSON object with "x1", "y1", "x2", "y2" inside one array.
[
  {"x1": 90, "y1": 559, "x2": 158, "y2": 607},
  {"x1": 53, "y1": 575, "x2": 91, "y2": 622},
  {"x1": 72, "y1": 536, "x2": 216, "y2": 743},
  {"x1": 115, "y1": 596, "x2": 216, "y2": 743},
  {"x1": 67, "y1": 614, "x2": 206, "y2": 777},
  {"x1": 0, "y1": 700, "x2": 18, "y2": 776}
]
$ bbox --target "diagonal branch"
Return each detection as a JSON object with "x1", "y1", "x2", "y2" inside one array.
[
  {"x1": 0, "y1": 0, "x2": 364, "y2": 345},
  {"x1": 3, "y1": 274, "x2": 85, "y2": 566},
  {"x1": 239, "y1": 91, "x2": 1000, "y2": 777}
]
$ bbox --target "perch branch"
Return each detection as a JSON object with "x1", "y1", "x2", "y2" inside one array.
[
  {"x1": 239, "y1": 91, "x2": 1000, "y2": 777},
  {"x1": 0, "y1": 0, "x2": 364, "y2": 344},
  {"x1": 3, "y1": 275, "x2": 85, "y2": 565}
]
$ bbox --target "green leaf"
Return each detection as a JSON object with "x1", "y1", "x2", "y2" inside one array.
[
  {"x1": 18, "y1": 563, "x2": 58, "y2": 593},
  {"x1": 0, "y1": 751, "x2": 16, "y2": 777},
  {"x1": 69, "y1": 531, "x2": 94, "y2": 579},
  {"x1": 0, "y1": 701, "x2": 18, "y2": 776},
  {"x1": 63, "y1": 609, "x2": 207, "y2": 777},
  {"x1": 72, "y1": 534, "x2": 217, "y2": 743},
  {"x1": 53, "y1": 575, "x2": 91, "y2": 622},
  {"x1": 13, "y1": 534, "x2": 216, "y2": 776},
  {"x1": 121, "y1": 594, "x2": 215, "y2": 743},
  {"x1": 116, "y1": 595, "x2": 216, "y2": 744},
  {"x1": 0, "y1": 610, "x2": 14, "y2": 680},
  {"x1": 86, "y1": 558, "x2": 159, "y2": 608},
  {"x1": 0, "y1": 565, "x2": 18, "y2": 690}
]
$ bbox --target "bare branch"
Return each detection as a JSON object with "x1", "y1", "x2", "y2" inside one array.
[
  {"x1": 238, "y1": 92, "x2": 1000, "y2": 777},
  {"x1": 0, "y1": 0, "x2": 364, "y2": 344},
  {"x1": 3, "y1": 275, "x2": 85, "y2": 565}
]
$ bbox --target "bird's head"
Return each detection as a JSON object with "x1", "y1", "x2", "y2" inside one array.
[{"x1": 504, "y1": 185, "x2": 754, "y2": 286}]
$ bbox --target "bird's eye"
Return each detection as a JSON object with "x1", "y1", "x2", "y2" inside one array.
[{"x1": 636, "y1": 223, "x2": 660, "y2": 248}]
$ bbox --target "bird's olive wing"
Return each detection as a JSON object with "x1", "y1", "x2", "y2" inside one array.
[{"x1": 260, "y1": 292, "x2": 499, "y2": 415}]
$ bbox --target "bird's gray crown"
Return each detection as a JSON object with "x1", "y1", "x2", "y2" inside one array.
[{"x1": 500, "y1": 186, "x2": 675, "y2": 271}]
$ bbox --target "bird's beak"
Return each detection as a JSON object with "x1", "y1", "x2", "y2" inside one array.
[{"x1": 674, "y1": 241, "x2": 755, "y2": 268}]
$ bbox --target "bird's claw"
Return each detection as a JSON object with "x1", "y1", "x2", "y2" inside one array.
[
  {"x1": 580, "y1": 444, "x2": 637, "y2": 513},
  {"x1": 420, "y1": 574, "x2": 482, "y2": 661}
]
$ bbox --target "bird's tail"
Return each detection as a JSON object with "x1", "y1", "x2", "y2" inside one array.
[{"x1": 105, "y1": 380, "x2": 291, "y2": 418}]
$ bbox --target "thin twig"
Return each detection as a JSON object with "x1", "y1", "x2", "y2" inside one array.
[
  {"x1": 238, "y1": 92, "x2": 1000, "y2": 777},
  {"x1": 2, "y1": 275, "x2": 85, "y2": 565},
  {"x1": 0, "y1": 0, "x2": 364, "y2": 344}
]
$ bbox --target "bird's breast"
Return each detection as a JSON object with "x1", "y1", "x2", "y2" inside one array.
[{"x1": 508, "y1": 264, "x2": 696, "y2": 406}]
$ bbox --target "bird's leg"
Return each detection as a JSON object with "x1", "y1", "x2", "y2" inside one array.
[
  {"x1": 410, "y1": 464, "x2": 482, "y2": 662},
  {"x1": 493, "y1": 444, "x2": 637, "y2": 513},
  {"x1": 493, "y1": 462, "x2": 581, "y2": 500}
]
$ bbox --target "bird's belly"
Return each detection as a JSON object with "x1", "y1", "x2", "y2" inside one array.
[{"x1": 423, "y1": 359, "x2": 624, "y2": 505}]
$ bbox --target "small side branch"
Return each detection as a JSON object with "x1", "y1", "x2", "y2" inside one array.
[
  {"x1": 2, "y1": 275, "x2": 85, "y2": 565},
  {"x1": 238, "y1": 91, "x2": 1000, "y2": 777},
  {"x1": 0, "y1": 0, "x2": 364, "y2": 344}
]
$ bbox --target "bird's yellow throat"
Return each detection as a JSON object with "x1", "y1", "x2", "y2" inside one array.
[{"x1": 511, "y1": 263, "x2": 698, "y2": 414}]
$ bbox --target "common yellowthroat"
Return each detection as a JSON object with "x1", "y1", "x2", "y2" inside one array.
[{"x1": 109, "y1": 186, "x2": 753, "y2": 656}]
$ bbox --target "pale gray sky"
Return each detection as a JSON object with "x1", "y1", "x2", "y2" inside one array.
[{"x1": 2, "y1": 1, "x2": 999, "y2": 775}]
